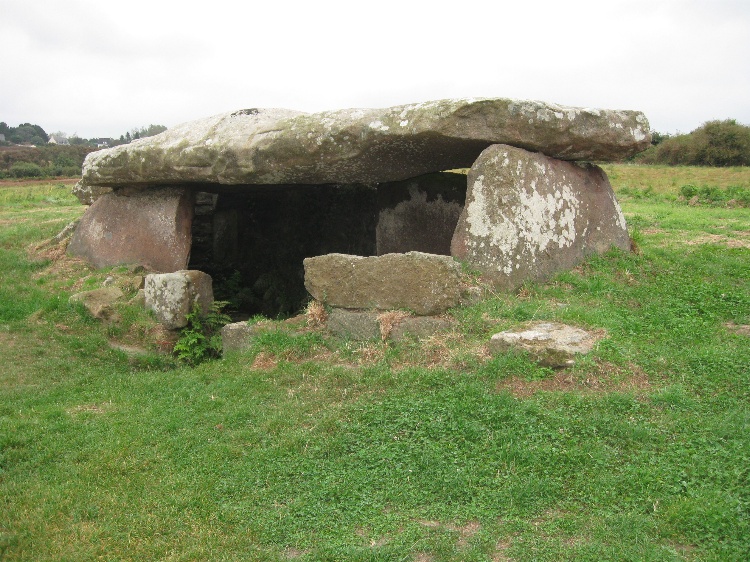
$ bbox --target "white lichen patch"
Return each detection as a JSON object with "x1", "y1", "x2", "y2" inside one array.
[
  {"x1": 368, "y1": 120, "x2": 390, "y2": 132},
  {"x1": 144, "y1": 273, "x2": 191, "y2": 328},
  {"x1": 464, "y1": 150, "x2": 581, "y2": 274}
]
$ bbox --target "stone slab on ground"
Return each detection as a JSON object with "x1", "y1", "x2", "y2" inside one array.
[
  {"x1": 69, "y1": 287, "x2": 124, "y2": 322},
  {"x1": 304, "y1": 252, "x2": 463, "y2": 316},
  {"x1": 326, "y1": 309, "x2": 381, "y2": 341},
  {"x1": 78, "y1": 98, "x2": 650, "y2": 189},
  {"x1": 144, "y1": 270, "x2": 214, "y2": 330},
  {"x1": 389, "y1": 315, "x2": 453, "y2": 342},
  {"x1": 325, "y1": 308, "x2": 452, "y2": 342},
  {"x1": 451, "y1": 144, "x2": 630, "y2": 290},
  {"x1": 489, "y1": 321, "x2": 604, "y2": 368},
  {"x1": 68, "y1": 187, "x2": 194, "y2": 272},
  {"x1": 220, "y1": 322, "x2": 266, "y2": 353}
]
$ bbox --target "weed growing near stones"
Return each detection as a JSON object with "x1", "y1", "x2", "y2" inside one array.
[{"x1": 173, "y1": 301, "x2": 231, "y2": 365}]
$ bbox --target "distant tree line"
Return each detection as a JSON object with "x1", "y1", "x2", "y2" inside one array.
[
  {"x1": 113, "y1": 124, "x2": 168, "y2": 146},
  {"x1": 635, "y1": 119, "x2": 750, "y2": 167},
  {"x1": 0, "y1": 121, "x2": 168, "y2": 178},
  {"x1": 0, "y1": 122, "x2": 49, "y2": 146}
]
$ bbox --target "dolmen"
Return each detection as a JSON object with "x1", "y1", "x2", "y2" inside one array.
[{"x1": 68, "y1": 97, "x2": 650, "y2": 314}]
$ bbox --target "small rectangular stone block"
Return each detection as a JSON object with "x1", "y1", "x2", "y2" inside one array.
[
  {"x1": 220, "y1": 322, "x2": 263, "y2": 353},
  {"x1": 326, "y1": 309, "x2": 381, "y2": 340},
  {"x1": 144, "y1": 270, "x2": 214, "y2": 329},
  {"x1": 304, "y1": 251, "x2": 463, "y2": 316}
]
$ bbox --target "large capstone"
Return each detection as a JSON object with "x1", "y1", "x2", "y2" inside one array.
[
  {"x1": 78, "y1": 98, "x2": 649, "y2": 189},
  {"x1": 451, "y1": 144, "x2": 630, "y2": 289},
  {"x1": 67, "y1": 187, "x2": 194, "y2": 272},
  {"x1": 304, "y1": 252, "x2": 464, "y2": 316}
]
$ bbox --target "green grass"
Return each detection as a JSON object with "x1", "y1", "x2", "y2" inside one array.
[{"x1": 1, "y1": 171, "x2": 749, "y2": 560}]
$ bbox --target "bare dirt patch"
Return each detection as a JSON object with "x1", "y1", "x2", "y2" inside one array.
[
  {"x1": 685, "y1": 232, "x2": 750, "y2": 249},
  {"x1": 417, "y1": 519, "x2": 482, "y2": 549},
  {"x1": 67, "y1": 402, "x2": 113, "y2": 415},
  {"x1": 492, "y1": 539, "x2": 514, "y2": 562},
  {"x1": 496, "y1": 361, "x2": 651, "y2": 398},
  {"x1": 251, "y1": 351, "x2": 279, "y2": 370},
  {"x1": 0, "y1": 178, "x2": 78, "y2": 188},
  {"x1": 725, "y1": 322, "x2": 750, "y2": 337}
]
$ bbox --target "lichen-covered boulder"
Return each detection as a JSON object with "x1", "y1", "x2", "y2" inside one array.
[
  {"x1": 78, "y1": 98, "x2": 650, "y2": 190},
  {"x1": 304, "y1": 252, "x2": 463, "y2": 316},
  {"x1": 67, "y1": 187, "x2": 194, "y2": 272},
  {"x1": 144, "y1": 270, "x2": 214, "y2": 329},
  {"x1": 451, "y1": 144, "x2": 630, "y2": 289}
]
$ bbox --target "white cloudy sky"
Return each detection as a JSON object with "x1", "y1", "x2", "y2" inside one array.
[{"x1": 1, "y1": 0, "x2": 748, "y2": 139}]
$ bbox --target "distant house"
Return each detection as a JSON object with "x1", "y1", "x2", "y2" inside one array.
[
  {"x1": 95, "y1": 138, "x2": 113, "y2": 148},
  {"x1": 48, "y1": 134, "x2": 69, "y2": 145}
]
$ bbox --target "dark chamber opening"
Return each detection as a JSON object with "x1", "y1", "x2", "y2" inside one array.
[
  {"x1": 187, "y1": 172, "x2": 467, "y2": 319},
  {"x1": 189, "y1": 184, "x2": 379, "y2": 318}
]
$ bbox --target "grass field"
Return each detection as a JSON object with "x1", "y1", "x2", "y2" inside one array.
[{"x1": 1, "y1": 166, "x2": 749, "y2": 561}]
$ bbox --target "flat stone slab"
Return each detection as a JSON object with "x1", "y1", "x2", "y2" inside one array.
[
  {"x1": 489, "y1": 321, "x2": 604, "y2": 368},
  {"x1": 304, "y1": 252, "x2": 463, "y2": 316},
  {"x1": 326, "y1": 309, "x2": 381, "y2": 341},
  {"x1": 69, "y1": 287, "x2": 124, "y2": 322},
  {"x1": 67, "y1": 187, "x2": 194, "y2": 272},
  {"x1": 220, "y1": 322, "x2": 265, "y2": 353},
  {"x1": 451, "y1": 144, "x2": 630, "y2": 290},
  {"x1": 78, "y1": 98, "x2": 650, "y2": 189},
  {"x1": 325, "y1": 308, "x2": 453, "y2": 342},
  {"x1": 389, "y1": 315, "x2": 453, "y2": 342},
  {"x1": 144, "y1": 270, "x2": 214, "y2": 330}
]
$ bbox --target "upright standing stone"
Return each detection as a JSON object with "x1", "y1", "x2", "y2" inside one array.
[
  {"x1": 67, "y1": 187, "x2": 194, "y2": 272},
  {"x1": 451, "y1": 144, "x2": 629, "y2": 289}
]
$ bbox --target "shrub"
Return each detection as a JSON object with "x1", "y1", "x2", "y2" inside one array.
[
  {"x1": 9, "y1": 161, "x2": 44, "y2": 178},
  {"x1": 679, "y1": 184, "x2": 750, "y2": 206},
  {"x1": 692, "y1": 119, "x2": 750, "y2": 166},
  {"x1": 637, "y1": 120, "x2": 750, "y2": 167}
]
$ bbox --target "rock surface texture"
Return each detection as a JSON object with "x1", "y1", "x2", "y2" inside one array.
[
  {"x1": 144, "y1": 270, "x2": 214, "y2": 330},
  {"x1": 69, "y1": 287, "x2": 124, "y2": 322},
  {"x1": 68, "y1": 187, "x2": 194, "y2": 272},
  {"x1": 324, "y1": 308, "x2": 453, "y2": 342},
  {"x1": 304, "y1": 252, "x2": 464, "y2": 316},
  {"x1": 451, "y1": 144, "x2": 630, "y2": 289},
  {"x1": 78, "y1": 98, "x2": 650, "y2": 188},
  {"x1": 489, "y1": 322, "x2": 604, "y2": 368}
]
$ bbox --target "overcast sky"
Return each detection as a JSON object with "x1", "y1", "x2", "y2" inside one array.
[{"x1": 2, "y1": 0, "x2": 748, "y2": 139}]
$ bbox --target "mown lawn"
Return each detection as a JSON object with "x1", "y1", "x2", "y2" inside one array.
[{"x1": 1, "y1": 168, "x2": 749, "y2": 561}]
